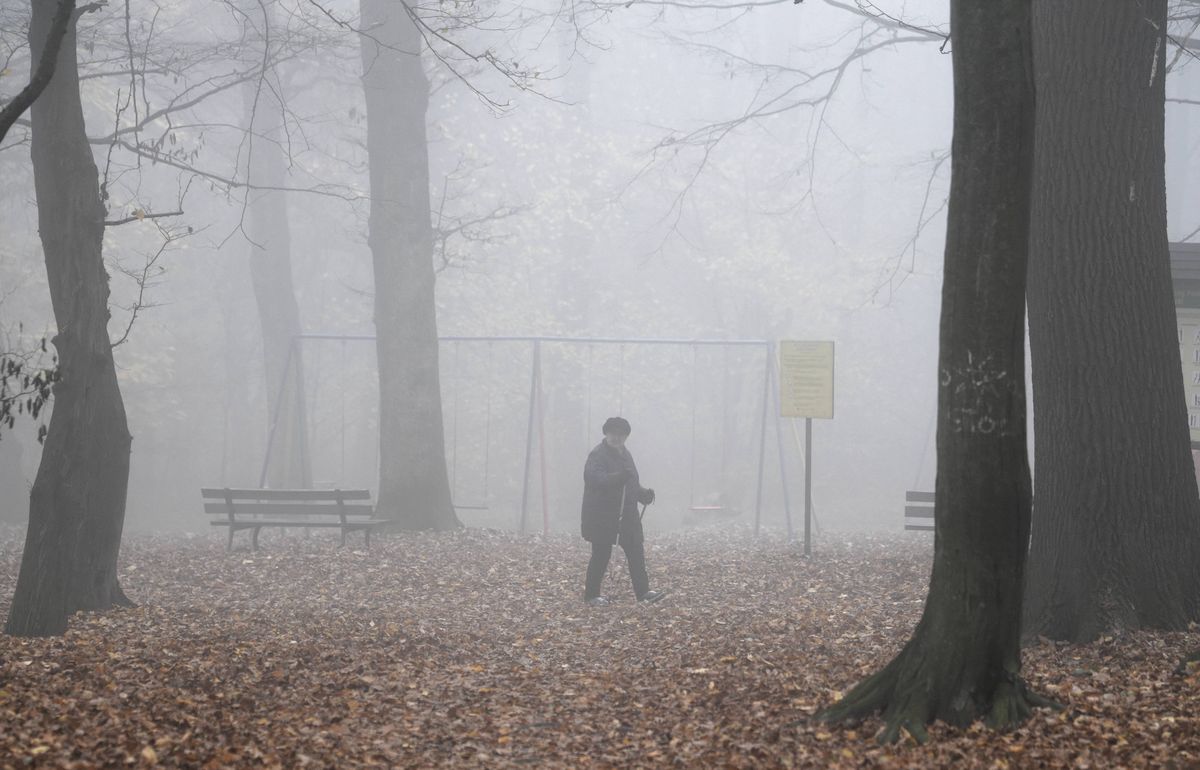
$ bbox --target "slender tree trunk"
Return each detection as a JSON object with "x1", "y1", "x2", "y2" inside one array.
[
  {"x1": 359, "y1": 0, "x2": 458, "y2": 530},
  {"x1": 820, "y1": 0, "x2": 1050, "y2": 741},
  {"x1": 243, "y1": 75, "x2": 311, "y2": 489},
  {"x1": 1023, "y1": 0, "x2": 1200, "y2": 642},
  {"x1": 6, "y1": 2, "x2": 132, "y2": 637}
]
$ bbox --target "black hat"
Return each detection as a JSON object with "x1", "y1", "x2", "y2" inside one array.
[{"x1": 602, "y1": 416, "x2": 631, "y2": 436}]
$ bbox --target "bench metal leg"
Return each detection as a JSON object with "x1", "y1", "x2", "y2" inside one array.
[
  {"x1": 364, "y1": 528, "x2": 371, "y2": 549},
  {"x1": 339, "y1": 527, "x2": 347, "y2": 548},
  {"x1": 252, "y1": 526, "x2": 261, "y2": 551},
  {"x1": 227, "y1": 526, "x2": 234, "y2": 551}
]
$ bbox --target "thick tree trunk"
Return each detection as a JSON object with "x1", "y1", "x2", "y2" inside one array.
[
  {"x1": 6, "y1": 3, "x2": 133, "y2": 637},
  {"x1": 359, "y1": 0, "x2": 458, "y2": 530},
  {"x1": 1023, "y1": 0, "x2": 1200, "y2": 642},
  {"x1": 243, "y1": 79, "x2": 311, "y2": 489},
  {"x1": 820, "y1": 0, "x2": 1050, "y2": 741}
]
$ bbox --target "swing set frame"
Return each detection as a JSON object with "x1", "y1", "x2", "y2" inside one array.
[{"x1": 260, "y1": 334, "x2": 800, "y2": 544}]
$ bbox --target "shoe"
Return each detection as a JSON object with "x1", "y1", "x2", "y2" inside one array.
[
  {"x1": 638, "y1": 590, "x2": 666, "y2": 604},
  {"x1": 585, "y1": 596, "x2": 610, "y2": 606}
]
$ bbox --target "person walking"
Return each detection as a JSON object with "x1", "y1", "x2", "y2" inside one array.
[{"x1": 580, "y1": 417, "x2": 664, "y2": 606}]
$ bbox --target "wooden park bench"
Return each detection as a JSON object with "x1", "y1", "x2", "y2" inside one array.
[
  {"x1": 904, "y1": 490, "x2": 935, "y2": 531},
  {"x1": 201, "y1": 488, "x2": 387, "y2": 550}
]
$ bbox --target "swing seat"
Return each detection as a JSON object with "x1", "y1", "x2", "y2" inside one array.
[{"x1": 683, "y1": 504, "x2": 740, "y2": 528}]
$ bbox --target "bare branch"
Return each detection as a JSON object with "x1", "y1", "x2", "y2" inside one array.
[
  {"x1": 869, "y1": 150, "x2": 951, "y2": 305},
  {"x1": 88, "y1": 57, "x2": 305, "y2": 144},
  {"x1": 309, "y1": 0, "x2": 563, "y2": 112},
  {"x1": 111, "y1": 137, "x2": 364, "y2": 200},
  {"x1": 109, "y1": 206, "x2": 197, "y2": 348},
  {"x1": 821, "y1": 0, "x2": 945, "y2": 41},
  {"x1": 103, "y1": 208, "x2": 183, "y2": 227}
]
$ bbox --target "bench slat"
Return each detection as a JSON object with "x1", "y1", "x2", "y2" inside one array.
[
  {"x1": 211, "y1": 519, "x2": 389, "y2": 529},
  {"x1": 200, "y1": 488, "x2": 372, "y2": 501},
  {"x1": 905, "y1": 490, "x2": 936, "y2": 503},
  {"x1": 203, "y1": 502, "x2": 376, "y2": 516}
]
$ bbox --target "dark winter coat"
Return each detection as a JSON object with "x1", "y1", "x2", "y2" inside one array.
[{"x1": 580, "y1": 440, "x2": 653, "y2": 546}]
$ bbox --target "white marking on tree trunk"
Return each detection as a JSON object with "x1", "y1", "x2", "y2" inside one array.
[
  {"x1": 941, "y1": 353, "x2": 1017, "y2": 435},
  {"x1": 1150, "y1": 36, "x2": 1161, "y2": 86}
]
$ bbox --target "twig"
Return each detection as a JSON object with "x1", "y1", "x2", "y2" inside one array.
[{"x1": 104, "y1": 209, "x2": 183, "y2": 227}]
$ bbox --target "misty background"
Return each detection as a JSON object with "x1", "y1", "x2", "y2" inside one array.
[{"x1": 1, "y1": 0, "x2": 1196, "y2": 534}]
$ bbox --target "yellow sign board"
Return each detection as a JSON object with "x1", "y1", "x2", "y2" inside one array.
[
  {"x1": 779, "y1": 340, "x2": 834, "y2": 418},
  {"x1": 1178, "y1": 309, "x2": 1200, "y2": 444}
]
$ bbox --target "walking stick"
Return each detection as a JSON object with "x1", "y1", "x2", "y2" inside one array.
[{"x1": 605, "y1": 483, "x2": 628, "y2": 590}]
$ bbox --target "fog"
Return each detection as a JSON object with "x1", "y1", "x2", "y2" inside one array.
[{"x1": 0, "y1": 0, "x2": 1195, "y2": 535}]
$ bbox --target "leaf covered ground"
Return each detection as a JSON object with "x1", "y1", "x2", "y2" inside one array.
[{"x1": 0, "y1": 526, "x2": 1198, "y2": 769}]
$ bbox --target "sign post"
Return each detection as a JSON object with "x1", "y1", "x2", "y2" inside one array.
[{"x1": 778, "y1": 341, "x2": 835, "y2": 556}]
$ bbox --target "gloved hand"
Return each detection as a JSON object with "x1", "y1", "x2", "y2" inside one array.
[{"x1": 641, "y1": 488, "x2": 655, "y2": 505}]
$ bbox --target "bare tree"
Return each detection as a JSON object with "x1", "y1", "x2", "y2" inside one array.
[
  {"x1": 359, "y1": 0, "x2": 459, "y2": 530},
  {"x1": 343, "y1": 0, "x2": 558, "y2": 529},
  {"x1": 818, "y1": 0, "x2": 1055, "y2": 741},
  {"x1": 240, "y1": 0, "x2": 311, "y2": 489},
  {"x1": 6, "y1": 0, "x2": 133, "y2": 637}
]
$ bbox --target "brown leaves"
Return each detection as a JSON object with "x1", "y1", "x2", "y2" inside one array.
[{"x1": 0, "y1": 528, "x2": 1198, "y2": 767}]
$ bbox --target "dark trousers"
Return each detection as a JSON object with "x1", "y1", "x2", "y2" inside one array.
[{"x1": 584, "y1": 539, "x2": 649, "y2": 600}]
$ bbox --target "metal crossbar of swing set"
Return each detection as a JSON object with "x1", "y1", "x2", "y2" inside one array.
[
  {"x1": 260, "y1": 333, "x2": 797, "y2": 543},
  {"x1": 291, "y1": 333, "x2": 773, "y2": 347}
]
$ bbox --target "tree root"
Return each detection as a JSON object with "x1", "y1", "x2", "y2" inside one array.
[
  {"x1": 815, "y1": 658, "x2": 928, "y2": 744},
  {"x1": 111, "y1": 579, "x2": 136, "y2": 608},
  {"x1": 816, "y1": 655, "x2": 1060, "y2": 744},
  {"x1": 815, "y1": 658, "x2": 900, "y2": 726},
  {"x1": 985, "y1": 679, "x2": 1063, "y2": 731}
]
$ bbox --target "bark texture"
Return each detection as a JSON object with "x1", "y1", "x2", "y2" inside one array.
[
  {"x1": 359, "y1": 0, "x2": 458, "y2": 530},
  {"x1": 6, "y1": 3, "x2": 133, "y2": 637},
  {"x1": 1024, "y1": 0, "x2": 1200, "y2": 642},
  {"x1": 820, "y1": 0, "x2": 1049, "y2": 740},
  {"x1": 243, "y1": 74, "x2": 310, "y2": 489}
]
